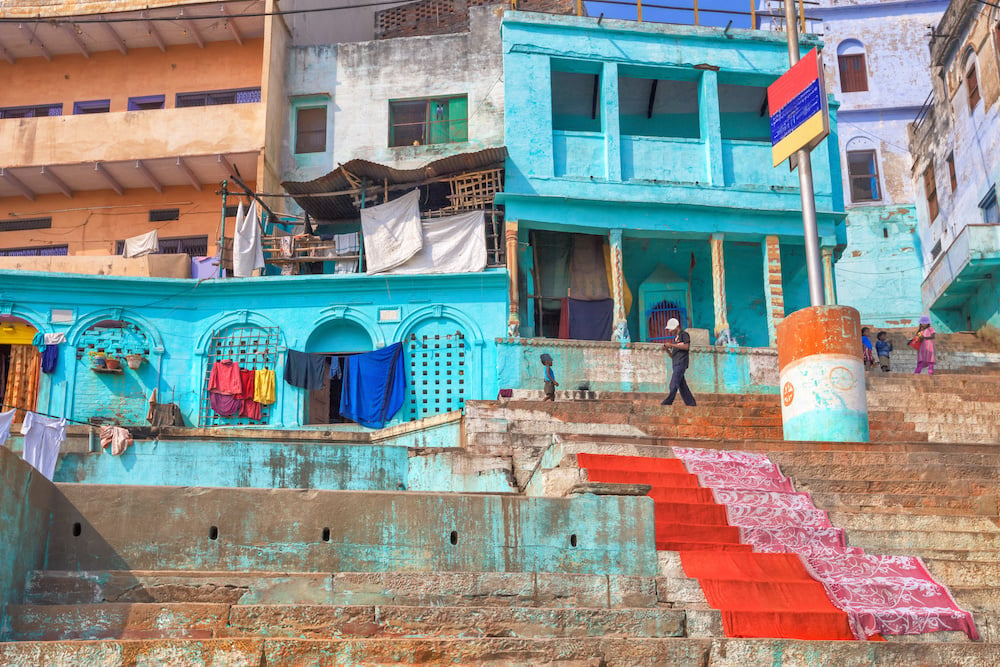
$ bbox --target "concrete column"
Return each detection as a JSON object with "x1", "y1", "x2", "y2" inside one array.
[
  {"x1": 821, "y1": 246, "x2": 836, "y2": 306},
  {"x1": 698, "y1": 69, "x2": 724, "y2": 186},
  {"x1": 601, "y1": 62, "x2": 622, "y2": 182},
  {"x1": 763, "y1": 235, "x2": 785, "y2": 347},
  {"x1": 505, "y1": 220, "x2": 520, "y2": 337},
  {"x1": 609, "y1": 228, "x2": 630, "y2": 343},
  {"x1": 777, "y1": 306, "x2": 869, "y2": 442},
  {"x1": 710, "y1": 233, "x2": 730, "y2": 343}
]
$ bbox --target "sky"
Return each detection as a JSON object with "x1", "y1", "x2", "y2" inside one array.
[{"x1": 583, "y1": 0, "x2": 770, "y2": 30}]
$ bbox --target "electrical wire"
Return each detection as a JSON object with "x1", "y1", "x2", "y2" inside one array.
[{"x1": 0, "y1": 0, "x2": 409, "y2": 24}]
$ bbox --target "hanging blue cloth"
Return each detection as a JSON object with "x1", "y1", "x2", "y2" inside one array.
[
  {"x1": 32, "y1": 332, "x2": 46, "y2": 352},
  {"x1": 41, "y1": 345, "x2": 59, "y2": 374},
  {"x1": 339, "y1": 342, "x2": 407, "y2": 429}
]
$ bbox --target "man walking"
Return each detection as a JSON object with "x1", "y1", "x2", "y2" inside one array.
[{"x1": 661, "y1": 317, "x2": 696, "y2": 406}]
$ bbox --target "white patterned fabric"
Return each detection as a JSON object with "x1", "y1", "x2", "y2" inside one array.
[{"x1": 672, "y1": 446, "x2": 980, "y2": 641}]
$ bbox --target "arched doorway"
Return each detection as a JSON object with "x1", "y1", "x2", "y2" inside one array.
[
  {"x1": 305, "y1": 319, "x2": 374, "y2": 424},
  {"x1": 72, "y1": 319, "x2": 156, "y2": 425},
  {"x1": 0, "y1": 315, "x2": 42, "y2": 423}
]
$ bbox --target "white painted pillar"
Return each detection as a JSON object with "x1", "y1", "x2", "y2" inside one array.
[{"x1": 763, "y1": 235, "x2": 785, "y2": 347}]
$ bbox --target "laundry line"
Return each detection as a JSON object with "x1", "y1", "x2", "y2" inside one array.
[{"x1": 1, "y1": 403, "x2": 92, "y2": 427}]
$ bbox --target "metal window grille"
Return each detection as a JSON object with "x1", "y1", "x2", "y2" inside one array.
[
  {"x1": 177, "y1": 88, "x2": 261, "y2": 108},
  {"x1": 0, "y1": 217, "x2": 52, "y2": 232},
  {"x1": 0, "y1": 244, "x2": 68, "y2": 257},
  {"x1": 149, "y1": 208, "x2": 180, "y2": 223},
  {"x1": 646, "y1": 301, "x2": 687, "y2": 343},
  {"x1": 198, "y1": 325, "x2": 280, "y2": 427},
  {"x1": 406, "y1": 330, "x2": 466, "y2": 420},
  {"x1": 0, "y1": 104, "x2": 62, "y2": 119}
]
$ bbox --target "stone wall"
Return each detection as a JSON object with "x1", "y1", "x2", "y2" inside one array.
[
  {"x1": 496, "y1": 338, "x2": 779, "y2": 395},
  {"x1": 374, "y1": 0, "x2": 577, "y2": 40},
  {"x1": 0, "y1": 446, "x2": 57, "y2": 632},
  {"x1": 47, "y1": 484, "x2": 658, "y2": 576}
]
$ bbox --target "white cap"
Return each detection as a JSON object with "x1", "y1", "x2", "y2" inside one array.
[{"x1": 666, "y1": 318, "x2": 680, "y2": 330}]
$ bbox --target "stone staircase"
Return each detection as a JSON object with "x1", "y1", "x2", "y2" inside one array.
[{"x1": 4, "y1": 336, "x2": 1000, "y2": 664}]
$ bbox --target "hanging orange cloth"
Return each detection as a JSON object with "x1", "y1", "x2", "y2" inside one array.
[{"x1": 4, "y1": 345, "x2": 40, "y2": 424}]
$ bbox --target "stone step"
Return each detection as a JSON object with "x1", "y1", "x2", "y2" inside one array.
[
  {"x1": 925, "y1": 560, "x2": 1000, "y2": 587},
  {"x1": 953, "y1": 587, "x2": 1000, "y2": 612},
  {"x1": 1, "y1": 602, "x2": 688, "y2": 642},
  {"x1": 809, "y1": 491, "x2": 999, "y2": 517},
  {"x1": 828, "y1": 511, "x2": 1000, "y2": 533},
  {"x1": 771, "y1": 450, "x2": 1000, "y2": 468},
  {"x1": 845, "y1": 526, "x2": 1000, "y2": 553},
  {"x1": 793, "y1": 477, "x2": 996, "y2": 497},
  {"x1": 779, "y1": 462, "x2": 1000, "y2": 482},
  {"x1": 23, "y1": 570, "x2": 659, "y2": 609},
  {"x1": 0, "y1": 635, "x2": 996, "y2": 666}
]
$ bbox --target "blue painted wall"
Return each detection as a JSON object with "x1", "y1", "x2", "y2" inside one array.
[
  {"x1": 1, "y1": 269, "x2": 508, "y2": 429},
  {"x1": 499, "y1": 12, "x2": 846, "y2": 344}
]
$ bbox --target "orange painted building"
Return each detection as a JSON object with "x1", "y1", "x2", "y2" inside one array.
[{"x1": 0, "y1": 0, "x2": 287, "y2": 258}]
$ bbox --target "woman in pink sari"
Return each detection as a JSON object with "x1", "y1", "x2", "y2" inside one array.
[{"x1": 914, "y1": 315, "x2": 935, "y2": 374}]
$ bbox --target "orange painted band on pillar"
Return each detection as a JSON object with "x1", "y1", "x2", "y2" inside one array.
[{"x1": 776, "y1": 305, "x2": 869, "y2": 443}]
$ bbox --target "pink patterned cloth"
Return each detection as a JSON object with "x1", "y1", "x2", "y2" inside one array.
[{"x1": 672, "y1": 447, "x2": 980, "y2": 641}]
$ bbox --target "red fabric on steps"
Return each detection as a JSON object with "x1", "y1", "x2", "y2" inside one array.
[{"x1": 578, "y1": 452, "x2": 857, "y2": 641}]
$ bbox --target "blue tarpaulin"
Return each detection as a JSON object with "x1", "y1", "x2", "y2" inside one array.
[{"x1": 339, "y1": 342, "x2": 407, "y2": 429}]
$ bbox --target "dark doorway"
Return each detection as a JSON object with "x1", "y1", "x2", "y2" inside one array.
[{"x1": 307, "y1": 354, "x2": 358, "y2": 425}]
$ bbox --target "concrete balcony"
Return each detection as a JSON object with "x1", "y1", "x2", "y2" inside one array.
[
  {"x1": 922, "y1": 224, "x2": 1000, "y2": 309},
  {"x1": 0, "y1": 104, "x2": 264, "y2": 168}
]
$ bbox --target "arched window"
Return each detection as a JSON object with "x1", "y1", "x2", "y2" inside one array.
[
  {"x1": 845, "y1": 136, "x2": 881, "y2": 202},
  {"x1": 837, "y1": 40, "x2": 868, "y2": 93},
  {"x1": 964, "y1": 47, "x2": 980, "y2": 112}
]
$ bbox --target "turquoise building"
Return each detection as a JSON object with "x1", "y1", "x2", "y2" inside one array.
[
  {"x1": 499, "y1": 12, "x2": 846, "y2": 348},
  {"x1": 1, "y1": 269, "x2": 507, "y2": 429}
]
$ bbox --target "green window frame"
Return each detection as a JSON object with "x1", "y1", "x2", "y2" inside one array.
[{"x1": 389, "y1": 95, "x2": 468, "y2": 147}]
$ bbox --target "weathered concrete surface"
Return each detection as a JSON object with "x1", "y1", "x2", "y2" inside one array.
[
  {"x1": 0, "y1": 446, "x2": 57, "y2": 634},
  {"x1": 24, "y1": 570, "x2": 659, "y2": 610},
  {"x1": 46, "y1": 485, "x2": 658, "y2": 576}
]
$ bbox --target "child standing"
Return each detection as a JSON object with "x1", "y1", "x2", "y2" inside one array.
[
  {"x1": 914, "y1": 316, "x2": 936, "y2": 375},
  {"x1": 861, "y1": 327, "x2": 876, "y2": 371},
  {"x1": 875, "y1": 331, "x2": 893, "y2": 372},
  {"x1": 541, "y1": 353, "x2": 558, "y2": 401}
]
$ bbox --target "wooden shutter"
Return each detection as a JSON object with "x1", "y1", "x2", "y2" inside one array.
[{"x1": 838, "y1": 54, "x2": 868, "y2": 93}]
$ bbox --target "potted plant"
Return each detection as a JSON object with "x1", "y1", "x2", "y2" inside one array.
[
  {"x1": 125, "y1": 353, "x2": 146, "y2": 370},
  {"x1": 89, "y1": 350, "x2": 107, "y2": 368},
  {"x1": 104, "y1": 355, "x2": 121, "y2": 371}
]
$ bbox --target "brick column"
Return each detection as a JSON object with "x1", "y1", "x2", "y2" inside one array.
[
  {"x1": 821, "y1": 246, "x2": 836, "y2": 306},
  {"x1": 710, "y1": 233, "x2": 731, "y2": 343},
  {"x1": 763, "y1": 235, "x2": 785, "y2": 347},
  {"x1": 609, "y1": 228, "x2": 630, "y2": 343},
  {"x1": 506, "y1": 220, "x2": 520, "y2": 337}
]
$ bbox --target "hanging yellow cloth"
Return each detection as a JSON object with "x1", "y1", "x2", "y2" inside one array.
[
  {"x1": 603, "y1": 240, "x2": 633, "y2": 316},
  {"x1": 253, "y1": 368, "x2": 276, "y2": 405},
  {"x1": 4, "y1": 345, "x2": 40, "y2": 424}
]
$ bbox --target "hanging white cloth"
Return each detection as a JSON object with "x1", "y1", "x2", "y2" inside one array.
[
  {"x1": 43, "y1": 332, "x2": 66, "y2": 345},
  {"x1": 333, "y1": 232, "x2": 360, "y2": 274},
  {"x1": 233, "y1": 200, "x2": 265, "y2": 277},
  {"x1": 21, "y1": 412, "x2": 66, "y2": 481},
  {"x1": 361, "y1": 189, "x2": 423, "y2": 274},
  {"x1": 0, "y1": 408, "x2": 15, "y2": 446},
  {"x1": 122, "y1": 230, "x2": 159, "y2": 258},
  {"x1": 386, "y1": 211, "x2": 487, "y2": 275}
]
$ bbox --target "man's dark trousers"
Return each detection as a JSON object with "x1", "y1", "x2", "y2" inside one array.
[{"x1": 664, "y1": 364, "x2": 696, "y2": 406}]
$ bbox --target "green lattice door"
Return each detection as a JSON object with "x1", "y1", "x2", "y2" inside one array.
[{"x1": 405, "y1": 323, "x2": 467, "y2": 421}]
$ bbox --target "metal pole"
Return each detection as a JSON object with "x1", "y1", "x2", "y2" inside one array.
[{"x1": 783, "y1": 0, "x2": 825, "y2": 307}]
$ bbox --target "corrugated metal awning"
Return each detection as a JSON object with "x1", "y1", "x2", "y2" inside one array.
[{"x1": 281, "y1": 147, "x2": 507, "y2": 222}]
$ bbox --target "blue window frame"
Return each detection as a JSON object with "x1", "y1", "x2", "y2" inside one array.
[
  {"x1": 128, "y1": 95, "x2": 165, "y2": 111},
  {"x1": 0, "y1": 104, "x2": 62, "y2": 119},
  {"x1": 176, "y1": 88, "x2": 261, "y2": 108},
  {"x1": 73, "y1": 99, "x2": 111, "y2": 115}
]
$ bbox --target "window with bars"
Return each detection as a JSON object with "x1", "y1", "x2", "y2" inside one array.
[
  {"x1": 0, "y1": 217, "x2": 52, "y2": 232},
  {"x1": 199, "y1": 325, "x2": 279, "y2": 426},
  {"x1": 114, "y1": 235, "x2": 208, "y2": 256},
  {"x1": 0, "y1": 104, "x2": 62, "y2": 119},
  {"x1": 924, "y1": 164, "x2": 939, "y2": 221},
  {"x1": 295, "y1": 106, "x2": 327, "y2": 154},
  {"x1": 176, "y1": 88, "x2": 261, "y2": 108},
  {"x1": 966, "y1": 62, "x2": 980, "y2": 111},
  {"x1": 389, "y1": 96, "x2": 468, "y2": 147},
  {"x1": 847, "y1": 150, "x2": 880, "y2": 202},
  {"x1": 838, "y1": 54, "x2": 868, "y2": 93},
  {"x1": 406, "y1": 329, "x2": 467, "y2": 420},
  {"x1": 0, "y1": 244, "x2": 68, "y2": 257},
  {"x1": 149, "y1": 209, "x2": 180, "y2": 223}
]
